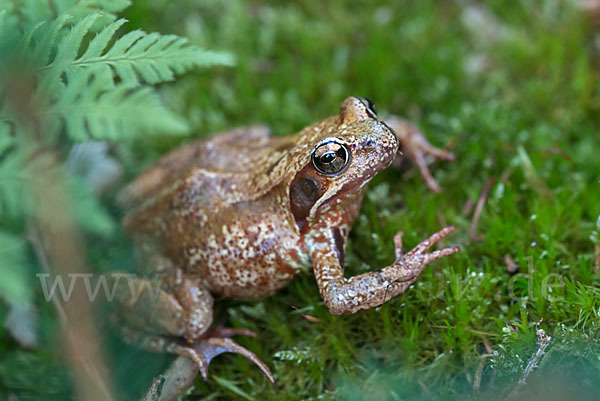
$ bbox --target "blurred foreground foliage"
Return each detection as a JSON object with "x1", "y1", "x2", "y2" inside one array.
[
  {"x1": 0, "y1": 0, "x2": 232, "y2": 301},
  {"x1": 1, "y1": 0, "x2": 600, "y2": 400}
]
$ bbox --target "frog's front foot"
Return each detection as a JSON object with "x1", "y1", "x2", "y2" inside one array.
[
  {"x1": 384, "y1": 115, "x2": 455, "y2": 192},
  {"x1": 170, "y1": 329, "x2": 275, "y2": 383},
  {"x1": 311, "y1": 226, "x2": 460, "y2": 315},
  {"x1": 387, "y1": 226, "x2": 459, "y2": 295}
]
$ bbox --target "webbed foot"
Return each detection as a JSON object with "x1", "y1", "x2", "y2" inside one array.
[{"x1": 167, "y1": 328, "x2": 274, "y2": 383}]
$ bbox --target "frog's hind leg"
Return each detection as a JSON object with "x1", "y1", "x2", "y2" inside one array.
[
  {"x1": 112, "y1": 265, "x2": 214, "y2": 340},
  {"x1": 112, "y1": 264, "x2": 274, "y2": 382}
]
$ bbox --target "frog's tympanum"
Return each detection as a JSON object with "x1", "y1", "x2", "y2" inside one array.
[{"x1": 115, "y1": 97, "x2": 459, "y2": 383}]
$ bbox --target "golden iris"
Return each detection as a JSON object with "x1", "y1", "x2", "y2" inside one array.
[{"x1": 311, "y1": 141, "x2": 350, "y2": 175}]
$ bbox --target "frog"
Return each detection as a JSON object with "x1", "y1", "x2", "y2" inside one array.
[{"x1": 114, "y1": 97, "x2": 460, "y2": 384}]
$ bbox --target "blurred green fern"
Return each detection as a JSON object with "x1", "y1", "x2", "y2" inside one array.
[{"x1": 0, "y1": 0, "x2": 234, "y2": 303}]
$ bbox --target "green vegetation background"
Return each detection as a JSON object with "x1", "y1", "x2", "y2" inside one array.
[{"x1": 1, "y1": 0, "x2": 600, "y2": 400}]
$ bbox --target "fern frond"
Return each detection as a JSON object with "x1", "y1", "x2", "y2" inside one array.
[
  {"x1": 0, "y1": 7, "x2": 21, "y2": 59},
  {"x1": 20, "y1": 0, "x2": 54, "y2": 27},
  {"x1": 54, "y1": 13, "x2": 101, "y2": 65},
  {"x1": 55, "y1": 0, "x2": 131, "y2": 14},
  {"x1": 0, "y1": 145, "x2": 115, "y2": 237},
  {"x1": 0, "y1": 124, "x2": 14, "y2": 153},
  {"x1": 29, "y1": 14, "x2": 72, "y2": 65},
  {"x1": 0, "y1": 9, "x2": 7, "y2": 36},
  {"x1": 0, "y1": 0, "x2": 12, "y2": 14},
  {"x1": 0, "y1": 151, "x2": 36, "y2": 218},
  {"x1": 44, "y1": 17, "x2": 234, "y2": 87},
  {"x1": 48, "y1": 69, "x2": 189, "y2": 141},
  {"x1": 103, "y1": 31, "x2": 235, "y2": 85},
  {"x1": 81, "y1": 17, "x2": 127, "y2": 60},
  {"x1": 18, "y1": 0, "x2": 129, "y2": 27},
  {"x1": 0, "y1": 231, "x2": 30, "y2": 303},
  {"x1": 66, "y1": 172, "x2": 115, "y2": 235}
]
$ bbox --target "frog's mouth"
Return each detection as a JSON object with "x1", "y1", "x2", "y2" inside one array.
[
  {"x1": 308, "y1": 173, "x2": 372, "y2": 220},
  {"x1": 290, "y1": 162, "x2": 375, "y2": 233}
]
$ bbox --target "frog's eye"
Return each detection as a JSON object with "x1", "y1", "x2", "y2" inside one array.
[{"x1": 311, "y1": 141, "x2": 350, "y2": 176}]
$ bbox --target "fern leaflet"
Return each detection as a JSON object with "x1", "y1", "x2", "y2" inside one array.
[
  {"x1": 0, "y1": 231, "x2": 30, "y2": 302},
  {"x1": 49, "y1": 69, "x2": 189, "y2": 140},
  {"x1": 44, "y1": 16, "x2": 234, "y2": 87}
]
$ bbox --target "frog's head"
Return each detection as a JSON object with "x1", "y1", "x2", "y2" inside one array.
[{"x1": 289, "y1": 96, "x2": 399, "y2": 231}]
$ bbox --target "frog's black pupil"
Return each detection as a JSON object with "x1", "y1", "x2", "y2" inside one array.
[
  {"x1": 320, "y1": 152, "x2": 336, "y2": 164},
  {"x1": 311, "y1": 140, "x2": 350, "y2": 176}
]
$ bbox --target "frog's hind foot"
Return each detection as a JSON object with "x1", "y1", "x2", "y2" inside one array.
[
  {"x1": 169, "y1": 335, "x2": 275, "y2": 383},
  {"x1": 120, "y1": 326, "x2": 274, "y2": 383},
  {"x1": 384, "y1": 115, "x2": 454, "y2": 193},
  {"x1": 207, "y1": 326, "x2": 258, "y2": 338}
]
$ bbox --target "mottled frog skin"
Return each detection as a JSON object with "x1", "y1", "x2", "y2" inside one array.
[{"x1": 115, "y1": 97, "x2": 459, "y2": 383}]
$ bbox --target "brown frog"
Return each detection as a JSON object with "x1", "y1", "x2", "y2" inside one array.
[{"x1": 115, "y1": 97, "x2": 459, "y2": 383}]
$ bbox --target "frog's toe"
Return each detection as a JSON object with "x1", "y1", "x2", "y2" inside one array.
[
  {"x1": 207, "y1": 326, "x2": 258, "y2": 338},
  {"x1": 393, "y1": 231, "x2": 404, "y2": 260},
  {"x1": 405, "y1": 226, "x2": 461, "y2": 266},
  {"x1": 168, "y1": 342, "x2": 211, "y2": 380},
  {"x1": 413, "y1": 151, "x2": 443, "y2": 193},
  {"x1": 420, "y1": 141, "x2": 455, "y2": 161},
  {"x1": 189, "y1": 337, "x2": 274, "y2": 383}
]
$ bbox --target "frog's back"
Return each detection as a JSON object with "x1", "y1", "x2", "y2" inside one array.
[{"x1": 119, "y1": 125, "x2": 272, "y2": 206}]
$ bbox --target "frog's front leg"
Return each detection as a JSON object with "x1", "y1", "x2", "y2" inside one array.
[
  {"x1": 383, "y1": 115, "x2": 455, "y2": 192},
  {"x1": 308, "y1": 227, "x2": 459, "y2": 315},
  {"x1": 112, "y1": 259, "x2": 273, "y2": 382}
]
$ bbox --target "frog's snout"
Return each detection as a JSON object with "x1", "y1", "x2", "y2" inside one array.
[{"x1": 376, "y1": 121, "x2": 400, "y2": 161}]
